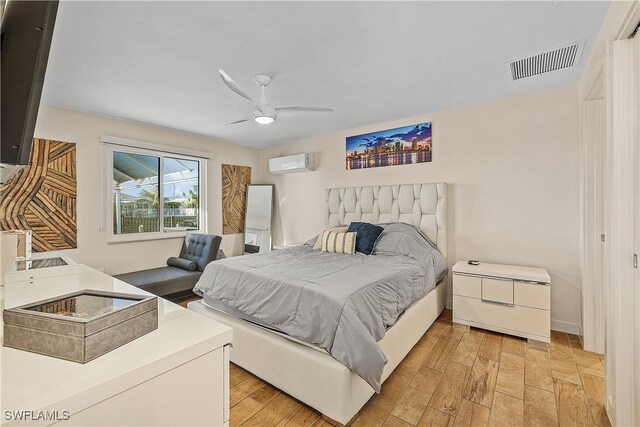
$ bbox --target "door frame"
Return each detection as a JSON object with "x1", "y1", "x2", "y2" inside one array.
[
  {"x1": 580, "y1": 0, "x2": 639, "y2": 354},
  {"x1": 604, "y1": 34, "x2": 639, "y2": 427}
]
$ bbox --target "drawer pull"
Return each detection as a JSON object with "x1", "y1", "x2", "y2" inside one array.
[{"x1": 481, "y1": 298, "x2": 515, "y2": 308}]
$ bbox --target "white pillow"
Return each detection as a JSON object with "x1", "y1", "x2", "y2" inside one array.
[
  {"x1": 313, "y1": 225, "x2": 348, "y2": 250},
  {"x1": 320, "y1": 230, "x2": 356, "y2": 255}
]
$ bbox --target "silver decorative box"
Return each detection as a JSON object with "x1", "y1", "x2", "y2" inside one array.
[
  {"x1": 3, "y1": 290, "x2": 158, "y2": 363},
  {"x1": 4, "y1": 255, "x2": 78, "y2": 284}
]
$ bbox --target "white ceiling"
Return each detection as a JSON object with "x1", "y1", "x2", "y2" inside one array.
[{"x1": 42, "y1": 1, "x2": 610, "y2": 148}]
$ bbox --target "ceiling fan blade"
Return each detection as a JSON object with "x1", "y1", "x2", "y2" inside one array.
[
  {"x1": 219, "y1": 69, "x2": 254, "y2": 102},
  {"x1": 276, "y1": 107, "x2": 334, "y2": 113},
  {"x1": 228, "y1": 117, "x2": 250, "y2": 125}
]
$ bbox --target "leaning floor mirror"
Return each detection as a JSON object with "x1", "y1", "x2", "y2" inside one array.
[{"x1": 244, "y1": 184, "x2": 274, "y2": 254}]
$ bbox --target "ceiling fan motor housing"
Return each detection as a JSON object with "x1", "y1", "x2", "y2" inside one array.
[{"x1": 253, "y1": 103, "x2": 276, "y2": 124}]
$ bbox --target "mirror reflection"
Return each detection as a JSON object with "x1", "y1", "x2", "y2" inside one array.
[{"x1": 244, "y1": 184, "x2": 274, "y2": 254}]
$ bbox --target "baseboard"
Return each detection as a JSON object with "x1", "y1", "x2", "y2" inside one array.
[
  {"x1": 606, "y1": 397, "x2": 614, "y2": 426},
  {"x1": 446, "y1": 299, "x2": 453, "y2": 310},
  {"x1": 578, "y1": 324, "x2": 584, "y2": 346},
  {"x1": 551, "y1": 319, "x2": 581, "y2": 335}
]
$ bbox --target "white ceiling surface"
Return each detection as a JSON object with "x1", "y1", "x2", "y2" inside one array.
[{"x1": 42, "y1": 1, "x2": 610, "y2": 148}]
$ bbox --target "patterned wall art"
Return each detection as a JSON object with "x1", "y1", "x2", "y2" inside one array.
[
  {"x1": 346, "y1": 122, "x2": 432, "y2": 170},
  {"x1": 0, "y1": 138, "x2": 77, "y2": 251},
  {"x1": 221, "y1": 164, "x2": 251, "y2": 234}
]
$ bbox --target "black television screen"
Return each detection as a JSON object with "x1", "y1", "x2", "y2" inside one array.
[{"x1": 1, "y1": 0, "x2": 58, "y2": 166}]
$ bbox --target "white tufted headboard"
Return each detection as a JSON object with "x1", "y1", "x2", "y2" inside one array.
[{"x1": 325, "y1": 183, "x2": 448, "y2": 260}]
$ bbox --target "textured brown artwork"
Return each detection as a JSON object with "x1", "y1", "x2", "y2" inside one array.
[
  {"x1": 0, "y1": 139, "x2": 77, "y2": 251},
  {"x1": 221, "y1": 164, "x2": 251, "y2": 234}
]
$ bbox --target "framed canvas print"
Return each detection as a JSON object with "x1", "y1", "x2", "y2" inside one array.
[{"x1": 346, "y1": 122, "x2": 432, "y2": 170}]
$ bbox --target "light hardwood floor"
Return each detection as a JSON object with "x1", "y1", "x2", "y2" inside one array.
[{"x1": 178, "y1": 298, "x2": 609, "y2": 427}]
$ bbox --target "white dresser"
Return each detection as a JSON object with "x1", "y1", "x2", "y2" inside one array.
[
  {"x1": 452, "y1": 260, "x2": 551, "y2": 343},
  {"x1": 1, "y1": 264, "x2": 232, "y2": 426}
]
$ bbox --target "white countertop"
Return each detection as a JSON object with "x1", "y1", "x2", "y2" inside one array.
[
  {"x1": 452, "y1": 260, "x2": 551, "y2": 284},
  {"x1": 1, "y1": 265, "x2": 232, "y2": 422}
]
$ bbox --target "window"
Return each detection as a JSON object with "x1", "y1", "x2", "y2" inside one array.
[{"x1": 106, "y1": 142, "x2": 206, "y2": 242}]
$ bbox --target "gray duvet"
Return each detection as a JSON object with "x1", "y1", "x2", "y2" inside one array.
[{"x1": 194, "y1": 222, "x2": 447, "y2": 392}]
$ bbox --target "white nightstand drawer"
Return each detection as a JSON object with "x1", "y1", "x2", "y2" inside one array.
[
  {"x1": 514, "y1": 282, "x2": 550, "y2": 310},
  {"x1": 481, "y1": 277, "x2": 514, "y2": 305},
  {"x1": 454, "y1": 295, "x2": 550, "y2": 339},
  {"x1": 453, "y1": 274, "x2": 481, "y2": 298}
]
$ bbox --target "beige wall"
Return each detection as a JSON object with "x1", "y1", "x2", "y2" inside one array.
[
  {"x1": 34, "y1": 105, "x2": 258, "y2": 275},
  {"x1": 257, "y1": 83, "x2": 581, "y2": 333}
]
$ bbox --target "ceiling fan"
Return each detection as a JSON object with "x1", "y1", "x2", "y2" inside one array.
[{"x1": 219, "y1": 69, "x2": 334, "y2": 125}]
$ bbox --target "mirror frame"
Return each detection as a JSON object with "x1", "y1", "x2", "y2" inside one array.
[{"x1": 244, "y1": 184, "x2": 275, "y2": 254}]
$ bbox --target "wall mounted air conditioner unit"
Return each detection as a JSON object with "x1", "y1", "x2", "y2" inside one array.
[{"x1": 268, "y1": 153, "x2": 314, "y2": 174}]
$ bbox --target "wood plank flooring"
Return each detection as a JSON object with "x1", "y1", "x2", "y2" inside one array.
[{"x1": 191, "y1": 302, "x2": 610, "y2": 427}]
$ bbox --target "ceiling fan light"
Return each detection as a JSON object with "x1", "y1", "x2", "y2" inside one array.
[{"x1": 254, "y1": 115, "x2": 274, "y2": 124}]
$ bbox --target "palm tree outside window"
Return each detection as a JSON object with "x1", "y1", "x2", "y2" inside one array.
[{"x1": 112, "y1": 151, "x2": 201, "y2": 234}]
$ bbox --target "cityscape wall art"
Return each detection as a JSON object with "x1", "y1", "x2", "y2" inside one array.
[{"x1": 346, "y1": 122, "x2": 432, "y2": 170}]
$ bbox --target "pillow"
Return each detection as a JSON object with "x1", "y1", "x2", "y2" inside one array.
[
  {"x1": 167, "y1": 256, "x2": 198, "y2": 271},
  {"x1": 313, "y1": 225, "x2": 348, "y2": 250},
  {"x1": 373, "y1": 222, "x2": 436, "y2": 257},
  {"x1": 347, "y1": 222, "x2": 385, "y2": 255},
  {"x1": 320, "y1": 230, "x2": 356, "y2": 255}
]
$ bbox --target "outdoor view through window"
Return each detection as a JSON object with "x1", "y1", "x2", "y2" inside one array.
[{"x1": 112, "y1": 151, "x2": 200, "y2": 234}]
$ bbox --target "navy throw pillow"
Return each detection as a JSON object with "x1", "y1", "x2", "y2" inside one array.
[{"x1": 347, "y1": 222, "x2": 384, "y2": 255}]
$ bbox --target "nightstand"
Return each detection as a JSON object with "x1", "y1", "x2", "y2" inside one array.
[{"x1": 452, "y1": 260, "x2": 551, "y2": 343}]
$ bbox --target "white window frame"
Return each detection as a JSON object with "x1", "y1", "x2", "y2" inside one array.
[{"x1": 103, "y1": 137, "x2": 208, "y2": 244}]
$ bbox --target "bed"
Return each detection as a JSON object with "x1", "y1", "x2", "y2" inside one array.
[{"x1": 188, "y1": 182, "x2": 448, "y2": 425}]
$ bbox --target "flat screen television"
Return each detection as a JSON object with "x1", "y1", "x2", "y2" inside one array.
[{"x1": 1, "y1": 0, "x2": 58, "y2": 182}]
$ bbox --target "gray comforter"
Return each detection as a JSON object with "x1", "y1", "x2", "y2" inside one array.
[{"x1": 194, "y1": 223, "x2": 447, "y2": 392}]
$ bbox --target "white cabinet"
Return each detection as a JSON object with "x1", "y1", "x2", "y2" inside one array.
[
  {"x1": 1, "y1": 265, "x2": 233, "y2": 426},
  {"x1": 57, "y1": 348, "x2": 226, "y2": 426},
  {"x1": 452, "y1": 261, "x2": 551, "y2": 343}
]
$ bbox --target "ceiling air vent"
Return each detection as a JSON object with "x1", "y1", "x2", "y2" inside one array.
[{"x1": 507, "y1": 40, "x2": 584, "y2": 81}]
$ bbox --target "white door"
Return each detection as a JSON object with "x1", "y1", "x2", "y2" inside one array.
[
  {"x1": 633, "y1": 33, "x2": 640, "y2": 427},
  {"x1": 605, "y1": 34, "x2": 640, "y2": 426},
  {"x1": 583, "y1": 98, "x2": 606, "y2": 353}
]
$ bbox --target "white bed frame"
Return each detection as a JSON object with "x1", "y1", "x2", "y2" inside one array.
[{"x1": 189, "y1": 182, "x2": 448, "y2": 425}]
